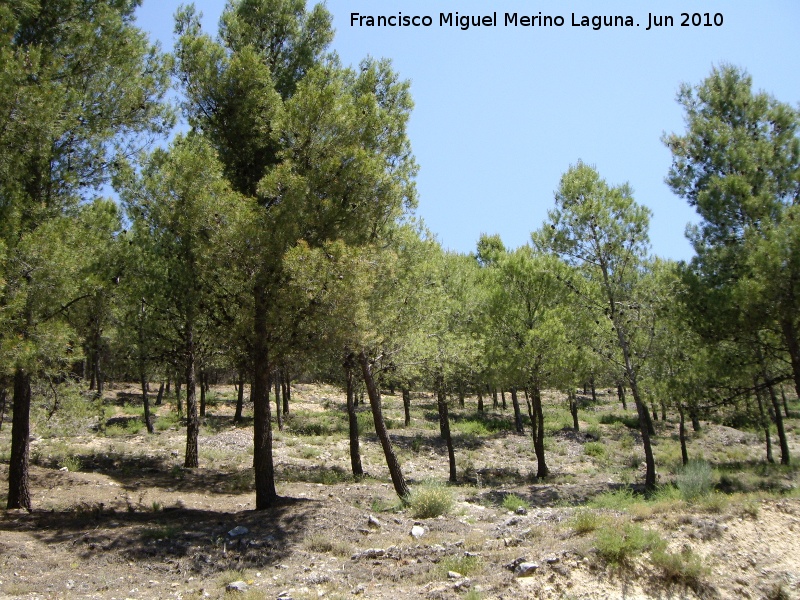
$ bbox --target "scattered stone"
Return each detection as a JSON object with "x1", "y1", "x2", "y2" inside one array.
[
  {"x1": 59, "y1": 466, "x2": 69, "y2": 472},
  {"x1": 505, "y1": 557, "x2": 528, "y2": 571},
  {"x1": 225, "y1": 580, "x2": 248, "y2": 592},
  {"x1": 411, "y1": 525, "x2": 425, "y2": 539},
  {"x1": 367, "y1": 515, "x2": 383, "y2": 529},
  {"x1": 227, "y1": 526, "x2": 249, "y2": 537},
  {"x1": 351, "y1": 548, "x2": 386, "y2": 560},
  {"x1": 352, "y1": 583, "x2": 366, "y2": 595},
  {"x1": 515, "y1": 506, "x2": 527, "y2": 515},
  {"x1": 546, "y1": 556, "x2": 560, "y2": 564},
  {"x1": 515, "y1": 562, "x2": 540, "y2": 577},
  {"x1": 448, "y1": 571, "x2": 462, "y2": 579}
]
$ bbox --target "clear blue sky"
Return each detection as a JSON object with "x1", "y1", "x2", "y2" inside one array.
[{"x1": 134, "y1": 0, "x2": 800, "y2": 261}]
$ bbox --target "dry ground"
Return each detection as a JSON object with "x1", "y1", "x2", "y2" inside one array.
[{"x1": 1, "y1": 383, "x2": 799, "y2": 599}]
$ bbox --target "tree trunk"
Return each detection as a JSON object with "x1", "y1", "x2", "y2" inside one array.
[
  {"x1": 176, "y1": 379, "x2": 183, "y2": 417},
  {"x1": 166, "y1": 377, "x2": 171, "y2": 394},
  {"x1": 477, "y1": 390, "x2": 484, "y2": 413},
  {"x1": 436, "y1": 388, "x2": 457, "y2": 483},
  {"x1": 199, "y1": 371, "x2": 206, "y2": 417},
  {"x1": 0, "y1": 386, "x2": 7, "y2": 432},
  {"x1": 345, "y1": 359, "x2": 363, "y2": 477},
  {"x1": 660, "y1": 401, "x2": 667, "y2": 422},
  {"x1": 501, "y1": 390, "x2": 507, "y2": 410},
  {"x1": 569, "y1": 389, "x2": 579, "y2": 431},
  {"x1": 234, "y1": 370, "x2": 245, "y2": 423},
  {"x1": 7, "y1": 369, "x2": 32, "y2": 509},
  {"x1": 678, "y1": 404, "x2": 689, "y2": 466},
  {"x1": 274, "y1": 376, "x2": 283, "y2": 431},
  {"x1": 780, "y1": 317, "x2": 800, "y2": 403},
  {"x1": 358, "y1": 351, "x2": 409, "y2": 498},
  {"x1": 765, "y1": 378, "x2": 790, "y2": 465},
  {"x1": 755, "y1": 383, "x2": 774, "y2": 464},
  {"x1": 184, "y1": 324, "x2": 199, "y2": 469},
  {"x1": 282, "y1": 371, "x2": 290, "y2": 415},
  {"x1": 141, "y1": 375, "x2": 154, "y2": 434},
  {"x1": 590, "y1": 377, "x2": 597, "y2": 404},
  {"x1": 781, "y1": 387, "x2": 790, "y2": 418},
  {"x1": 527, "y1": 385, "x2": 548, "y2": 478},
  {"x1": 492, "y1": 388, "x2": 498, "y2": 409},
  {"x1": 652, "y1": 405, "x2": 659, "y2": 422},
  {"x1": 253, "y1": 283, "x2": 278, "y2": 509},
  {"x1": 155, "y1": 381, "x2": 165, "y2": 407},
  {"x1": 617, "y1": 382, "x2": 627, "y2": 410},
  {"x1": 458, "y1": 388, "x2": 465, "y2": 408},
  {"x1": 402, "y1": 388, "x2": 411, "y2": 426},
  {"x1": 510, "y1": 388, "x2": 524, "y2": 434}
]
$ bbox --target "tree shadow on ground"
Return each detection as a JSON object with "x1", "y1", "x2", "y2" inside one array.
[{"x1": 0, "y1": 497, "x2": 318, "y2": 574}]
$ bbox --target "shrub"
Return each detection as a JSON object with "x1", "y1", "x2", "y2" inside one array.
[
  {"x1": 60, "y1": 456, "x2": 82, "y2": 472},
  {"x1": 501, "y1": 493, "x2": 530, "y2": 512},
  {"x1": 571, "y1": 509, "x2": 603, "y2": 534},
  {"x1": 650, "y1": 547, "x2": 708, "y2": 589},
  {"x1": 595, "y1": 522, "x2": 665, "y2": 565},
  {"x1": 589, "y1": 488, "x2": 638, "y2": 510},
  {"x1": 438, "y1": 554, "x2": 482, "y2": 577},
  {"x1": 407, "y1": 481, "x2": 454, "y2": 518},
  {"x1": 584, "y1": 442, "x2": 607, "y2": 459},
  {"x1": 677, "y1": 460, "x2": 713, "y2": 502}
]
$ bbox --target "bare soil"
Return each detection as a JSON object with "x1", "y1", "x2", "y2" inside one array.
[{"x1": 1, "y1": 383, "x2": 799, "y2": 599}]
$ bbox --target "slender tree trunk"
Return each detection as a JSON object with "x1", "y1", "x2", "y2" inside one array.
[
  {"x1": 437, "y1": 388, "x2": 457, "y2": 483},
  {"x1": 765, "y1": 378, "x2": 790, "y2": 465},
  {"x1": 617, "y1": 382, "x2": 627, "y2": 410},
  {"x1": 274, "y1": 376, "x2": 283, "y2": 431},
  {"x1": 0, "y1": 386, "x2": 7, "y2": 432},
  {"x1": 345, "y1": 359, "x2": 363, "y2": 477},
  {"x1": 660, "y1": 401, "x2": 666, "y2": 422},
  {"x1": 402, "y1": 388, "x2": 411, "y2": 426},
  {"x1": 781, "y1": 387, "x2": 790, "y2": 418},
  {"x1": 589, "y1": 377, "x2": 597, "y2": 404},
  {"x1": 477, "y1": 390, "x2": 484, "y2": 413},
  {"x1": 253, "y1": 283, "x2": 278, "y2": 509},
  {"x1": 501, "y1": 390, "x2": 507, "y2": 410},
  {"x1": 492, "y1": 388, "x2": 498, "y2": 409},
  {"x1": 358, "y1": 351, "x2": 409, "y2": 498},
  {"x1": 7, "y1": 369, "x2": 32, "y2": 509},
  {"x1": 527, "y1": 385, "x2": 548, "y2": 477},
  {"x1": 510, "y1": 388, "x2": 524, "y2": 434},
  {"x1": 155, "y1": 381, "x2": 165, "y2": 407},
  {"x1": 569, "y1": 389, "x2": 579, "y2": 431},
  {"x1": 184, "y1": 324, "x2": 199, "y2": 468},
  {"x1": 176, "y1": 378, "x2": 183, "y2": 417},
  {"x1": 755, "y1": 382, "x2": 774, "y2": 464},
  {"x1": 678, "y1": 404, "x2": 689, "y2": 466},
  {"x1": 282, "y1": 370, "x2": 290, "y2": 415},
  {"x1": 458, "y1": 388, "x2": 465, "y2": 408},
  {"x1": 780, "y1": 317, "x2": 800, "y2": 402},
  {"x1": 234, "y1": 370, "x2": 245, "y2": 423},
  {"x1": 166, "y1": 377, "x2": 171, "y2": 395},
  {"x1": 141, "y1": 375, "x2": 154, "y2": 434},
  {"x1": 652, "y1": 405, "x2": 659, "y2": 422},
  {"x1": 199, "y1": 371, "x2": 206, "y2": 417}
]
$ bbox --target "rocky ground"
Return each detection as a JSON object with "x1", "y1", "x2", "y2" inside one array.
[{"x1": 0, "y1": 383, "x2": 799, "y2": 599}]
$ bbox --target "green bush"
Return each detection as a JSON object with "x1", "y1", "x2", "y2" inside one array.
[
  {"x1": 584, "y1": 442, "x2": 607, "y2": 459},
  {"x1": 589, "y1": 488, "x2": 638, "y2": 510},
  {"x1": 677, "y1": 460, "x2": 713, "y2": 502},
  {"x1": 571, "y1": 509, "x2": 603, "y2": 534},
  {"x1": 650, "y1": 547, "x2": 708, "y2": 589},
  {"x1": 501, "y1": 493, "x2": 530, "y2": 512},
  {"x1": 595, "y1": 522, "x2": 665, "y2": 565},
  {"x1": 438, "y1": 554, "x2": 482, "y2": 577},
  {"x1": 407, "y1": 482, "x2": 455, "y2": 518}
]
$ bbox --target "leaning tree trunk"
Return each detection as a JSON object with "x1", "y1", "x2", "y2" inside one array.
[
  {"x1": 754, "y1": 381, "x2": 774, "y2": 464},
  {"x1": 184, "y1": 324, "x2": 199, "y2": 468},
  {"x1": 510, "y1": 388, "x2": 524, "y2": 434},
  {"x1": 678, "y1": 404, "x2": 689, "y2": 466},
  {"x1": 758, "y1": 350, "x2": 790, "y2": 465},
  {"x1": 345, "y1": 358, "x2": 363, "y2": 477},
  {"x1": 274, "y1": 376, "x2": 283, "y2": 431},
  {"x1": 402, "y1": 388, "x2": 411, "y2": 427},
  {"x1": 568, "y1": 389, "x2": 579, "y2": 431},
  {"x1": 234, "y1": 370, "x2": 245, "y2": 423},
  {"x1": 7, "y1": 369, "x2": 32, "y2": 509},
  {"x1": 436, "y1": 388, "x2": 457, "y2": 483},
  {"x1": 141, "y1": 375, "x2": 154, "y2": 434},
  {"x1": 155, "y1": 381, "x2": 165, "y2": 407},
  {"x1": 253, "y1": 283, "x2": 278, "y2": 509},
  {"x1": 358, "y1": 351, "x2": 409, "y2": 498}
]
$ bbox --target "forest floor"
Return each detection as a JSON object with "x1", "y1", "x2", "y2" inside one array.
[{"x1": 1, "y1": 383, "x2": 800, "y2": 599}]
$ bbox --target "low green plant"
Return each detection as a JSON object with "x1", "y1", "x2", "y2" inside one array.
[
  {"x1": 677, "y1": 460, "x2": 713, "y2": 502},
  {"x1": 299, "y1": 446, "x2": 321, "y2": 459},
  {"x1": 571, "y1": 509, "x2": 603, "y2": 534},
  {"x1": 140, "y1": 525, "x2": 181, "y2": 540},
  {"x1": 155, "y1": 412, "x2": 180, "y2": 431},
  {"x1": 501, "y1": 493, "x2": 530, "y2": 512},
  {"x1": 371, "y1": 496, "x2": 403, "y2": 513},
  {"x1": 595, "y1": 522, "x2": 665, "y2": 565},
  {"x1": 60, "y1": 455, "x2": 82, "y2": 472},
  {"x1": 584, "y1": 442, "x2": 607, "y2": 459},
  {"x1": 650, "y1": 547, "x2": 708, "y2": 589},
  {"x1": 410, "y1": 435, "x2": 423, "y2": 453},
  {"x1": 454, "y1": 419, "x2": 490, "y2": 436},
  {"x1": 438, "y1": 554, "x2": 482, "y2": 577},
  {"x1": 407, "y1": 481, "x2": 455, "y2": 518},
  {"x1": 588, "y1": 488, "x2": 638, "y2": 510}
]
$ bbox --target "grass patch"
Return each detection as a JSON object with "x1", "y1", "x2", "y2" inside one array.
[
  {"x1": 140, "y1": 525, "x2": 181, "y2": 540},
  {"x1": 453, "y1": 419, "x2": 490, "y2": 436},
  {"x1": 155, "y1": 411, "x2": 180, "y2": 431},
  {"x1": 588, "y1": 488, "x2": 639, "y2": 510},
  {"x1": 677, "y1": 460, "x2": 713, "y2": 502},
  {"x1": 407, "y1": 481, "x2": 455, "y2": 519},
  {"x1": 60, "y1": 455, "x2": 82, "y2": 472},
  {"x1": 599, "y1": 413, "x2": 641, "y2": 429},
  {"x1": 584, "y1": 441, "x2": 607, "y2": 459},
  {"x1": 595, "y1": 522, "x2": 665, "y2": 565},
  {"x1": 650, "y1": 547, "x2": 709, "y2": 589},
  {"x1": 303, "y1": 533, "x2": 351, "y2": 557},
  {"x1": 438, "y1": 554, "x2": 482, "y2": 577},
  {"x1": 501, "y1": 493, "x2": 530, "y2": 512},
  {"x1": 571, "y1": 509, "x2": 604, "y2": 534}
]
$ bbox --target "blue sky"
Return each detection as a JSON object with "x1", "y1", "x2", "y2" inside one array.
[{"x1": 134, "y1": 0, "x2": 800, "y2": 261}]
